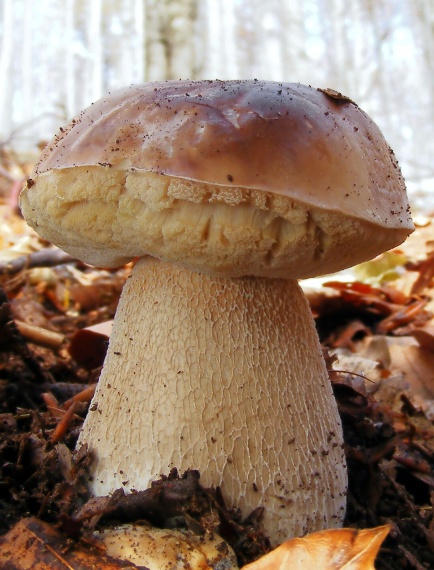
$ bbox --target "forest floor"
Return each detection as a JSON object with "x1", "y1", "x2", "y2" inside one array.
[{"x1": 1, "y1": 159, "x2": 434, "y2": 567}]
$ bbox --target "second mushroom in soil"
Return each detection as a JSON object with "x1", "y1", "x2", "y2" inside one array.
[{"x1": 20, "y1": 80, "x2": 414, "y2": 546}]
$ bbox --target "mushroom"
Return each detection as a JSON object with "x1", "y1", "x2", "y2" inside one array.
[{"x1": 20, "y1": 80, "x2": 414, "y2": 546}]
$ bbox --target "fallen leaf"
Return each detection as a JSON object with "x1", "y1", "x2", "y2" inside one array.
[
  {"x1": 376, "y1": 297, "x2": 429, "y2": 333},
  {"x1": 0, "y1": 517, "x2": 128, "y2": 569},
  {"x1": 389, "y1": 342, "x2": 434, "y2": 401},
  {"x1": 411, "y1": 324, "x2": 434, "y2": 351},
  {"x1": 410, "y1": 251, "x2": 434, "y2": 294},
  {"x1": 68, "y1": 321, "x2": 112, "y2": 370},
  {"x1": 241, "y1": 525, "x2": 391, "y2": 570}
]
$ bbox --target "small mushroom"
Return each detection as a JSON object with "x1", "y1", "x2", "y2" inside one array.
[{"x1": 20, "y1": 80, "x2": 414, "y2": 546}]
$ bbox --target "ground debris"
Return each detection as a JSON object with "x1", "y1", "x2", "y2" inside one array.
[
  {"x1": 317, "y1": 241, "x2": 434, "y2": 568},
  {"x1": 0, "y1": 247, "x2": 75, "y2": 276},
  {"x1": 2, "y1": 202, "x2": 434, "y2": 567},
  {"x1": 315, "y1": 280, "x2": 432, "y2": 349},
  {"x1": 60, "y1": 467, "x2": 271, "y2": 566},
  {"x1": 336, "y1": 377, "x2": 434, "y2": 568},
  {"x1": 0, "y1": 517, "x2": 130, "y2": 569}
]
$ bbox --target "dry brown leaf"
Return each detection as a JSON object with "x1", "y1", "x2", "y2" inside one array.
[
  {"x1": 68, "y1": 321, "x2": 112, "y2": 370},
  {"x1": 389, "y1": 342, "x2": 434, "y2": 401},
  {"x1": 411, "y1": 324, "x2": 434, "y2": 351},
  {"x1": 241, "y1": 525, "x2": 391, "y2": 570},
  {"x1": 0, "y1": 517, "x2": 129, "y2": 569}
]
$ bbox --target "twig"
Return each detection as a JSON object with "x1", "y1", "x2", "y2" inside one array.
[
  {"x1": 51, "y1": 401, "x2": 79, "y2": 444},
  {"x1": 397, "y1": 545, "x2": 428, "y2": 570},
  {"x1": 63, "y1": 384, "x2": 97, "y2": 410},
  {"x1": 0, "y1": 248, "x2": 75, "y2": 275},
  {"x1": 0, "y1": 289, "x2": 55, "y2": 384},
  {"x1": 15, "y1": 319, "x2": 65, "y2": 349},
  {"x1": 41, "y1": 392, "x2": 64, "y2": 420}
]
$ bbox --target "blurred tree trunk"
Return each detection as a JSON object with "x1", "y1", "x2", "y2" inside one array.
[
  {"x1": 145, "y1": 0, "x2": 198, "y2": 80},
  {"x1": 0, "y1": 0, "x2": 14, "y2": 142}
]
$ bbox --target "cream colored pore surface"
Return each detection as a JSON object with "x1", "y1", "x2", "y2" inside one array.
[{"x1": 21, "y1": 166, "x2": 399, "y2": 278}]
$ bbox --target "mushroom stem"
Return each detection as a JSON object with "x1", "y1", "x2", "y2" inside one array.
[{"x1": 78, "y1": 256, "x2": 347, "y2": 545}]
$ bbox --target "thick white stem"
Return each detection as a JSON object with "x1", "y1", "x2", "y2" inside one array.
[{"x1": 78, "y1": 256, "x2": 347, "y2": 545}]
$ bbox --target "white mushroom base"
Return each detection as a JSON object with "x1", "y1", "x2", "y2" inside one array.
[{"x1": 77, "y1": 257, "x2": 347, "y2": 546}]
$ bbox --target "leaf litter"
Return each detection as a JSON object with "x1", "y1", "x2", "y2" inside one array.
[{"x1": 1, "y1": 188, "x2": 434, "y2": 567}]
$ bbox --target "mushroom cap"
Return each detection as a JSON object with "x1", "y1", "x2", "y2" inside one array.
[{"x1": 20, "y1": 80, "x2": 414, "y2": 278}]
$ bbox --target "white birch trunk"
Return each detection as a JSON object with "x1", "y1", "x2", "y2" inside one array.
[
  {"x1": 0, "y1": 0, "x2": 14, "y2": 140},
  {"x1": 134, "y1": 0, "x2": 146, "y2": 82},
  {"x1": 87, "y1": 0, "x2": 103, "y2": 103},
  {"x1": 65, "y1": 0, "x2": 76, "y2": 119}
]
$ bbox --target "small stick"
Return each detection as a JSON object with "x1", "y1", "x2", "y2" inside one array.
[
  {"x1": 63, "y1": 384, "x2": 97, "y2": 410},
  {"x1": 41, "y1": 392, "x2": 64, "y2": 420},
  {"x1": 0, "y1": 292, "x2": 55, "y2": 384},
  {"x1": 15, "y1": 319, "x2": 65, "y2": 349},
  {"x1": 0, "y1": 248, "x2": 75, "y2": 275},
  {"x1": 51, "y1": 401, "x2": 78, "y2": 444}
]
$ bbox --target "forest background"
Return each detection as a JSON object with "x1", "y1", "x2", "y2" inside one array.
[{"x1": 0, "y1": 0, "x2": 433, "y2": 210}]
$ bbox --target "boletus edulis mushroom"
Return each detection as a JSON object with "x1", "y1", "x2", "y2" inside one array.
[{"x1": 20, "y1": 80, "x2": 414, "y2": 547}]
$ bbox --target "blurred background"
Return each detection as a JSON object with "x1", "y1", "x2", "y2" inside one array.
[{"x1": 0, "y1": 0, "x2": 433, "y2": 210}]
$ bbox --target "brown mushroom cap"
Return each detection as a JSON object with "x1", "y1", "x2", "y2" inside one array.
[{"x1": 21, "y1": 80, "x2": 414, "y2": 277}]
